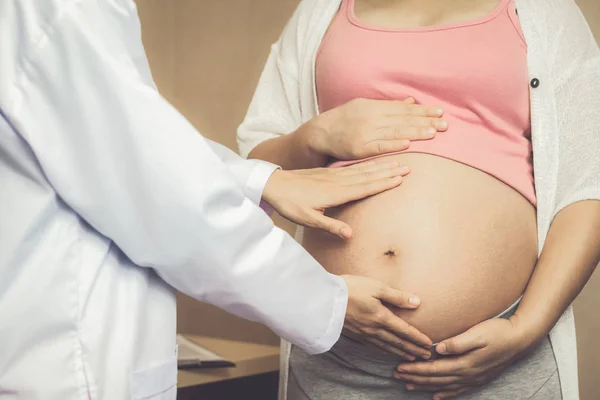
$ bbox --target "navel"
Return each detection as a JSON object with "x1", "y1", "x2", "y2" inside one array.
[{"x1": 384, "y1": 249, "x2": 397, "y2": 257}]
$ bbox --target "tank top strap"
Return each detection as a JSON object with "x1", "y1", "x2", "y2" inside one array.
[
  {"x1": 505, "y1": 0, "x2": 527, "y2": 45},
  {"x1": 339, "y1": 0, "x2": 354, "y2": 20}
]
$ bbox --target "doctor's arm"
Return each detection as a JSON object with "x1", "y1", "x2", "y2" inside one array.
[{"x1": 4, "y1": 0, "x2": 431, "y2": 355}]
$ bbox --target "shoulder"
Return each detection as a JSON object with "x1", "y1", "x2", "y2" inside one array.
[
  {"x1": 549, "y1": 0, "x2": 599, "y2": 75},
  {"x1": 274, "y1": 0, "x2": 339, "y2": 70},
  {"x1": 523, "y1": 0, "x2": 596, "y2": 42},
  {"x1": 519, "y1": 0, "x2": 599, "y2": 77}
]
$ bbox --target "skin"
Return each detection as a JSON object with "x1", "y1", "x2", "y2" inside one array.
[
  {"x1": 250, "y1": 99, "x2": 448, "y2": 359},
  {"x1": 395, "y1": 200, "x2": 600, "y2": 399},
  {"x1": 353, "y1": 0, "x2": 501, "y2": 29},
  {"x1": 352, "y1": 1, "x2": 600, "y2": 398},
  {"x1": 302, "y1": 153, "x2": 538, "y2": 345},
  {"x1": 250, "y1": 0, "x2": 600, "y2": 397},
  {"x1": 262, "y1": 159, "x2": 434, "y2": 354}
]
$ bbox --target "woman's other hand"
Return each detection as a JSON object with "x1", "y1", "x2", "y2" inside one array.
[
  {"x1": 306, "y1": 98, "x2": 447, "y2": 161},
  {"x1": 343, "y1": 275, "x2": 433, "y2": 360},
  {"x1": 262, "y1": 159, "x2": 410, "y2": 239},
  {"x1": 393, "y1": 317, "x2": 533, "y2": 399}
]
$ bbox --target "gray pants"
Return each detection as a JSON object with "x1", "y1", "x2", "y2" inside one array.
[{"x1": 288, "y1": 334, "x2": 560, "y2": 400}]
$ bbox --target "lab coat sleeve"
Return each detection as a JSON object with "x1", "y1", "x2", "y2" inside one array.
[
  {"x1": 205, "y1": 139, "x2": 280, "y2": 207},
  {"x1": 3, "y1": 0, "x2": 347, "y2": 354}
]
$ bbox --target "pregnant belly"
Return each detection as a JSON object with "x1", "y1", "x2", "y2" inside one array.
[{"x1": 303, "y1": 153, "x2": 538, "y2": 343}]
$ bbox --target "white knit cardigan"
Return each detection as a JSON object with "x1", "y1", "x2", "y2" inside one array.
[{"x1": 237, "y1": 0, "x2": 600, "y2": 398}]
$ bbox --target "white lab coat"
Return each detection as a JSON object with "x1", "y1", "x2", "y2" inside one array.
[{"x1": 0, "y1": 1, "x2": 347, "y2": 399}]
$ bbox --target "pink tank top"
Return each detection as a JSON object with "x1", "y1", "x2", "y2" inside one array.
[{"x1": 317, "y1": 0, "x2": 536, "y2": 205}]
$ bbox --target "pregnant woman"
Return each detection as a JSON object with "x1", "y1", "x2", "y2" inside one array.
[{"x1": 238, "y1": 0, "x2": 600, "y2": 399}]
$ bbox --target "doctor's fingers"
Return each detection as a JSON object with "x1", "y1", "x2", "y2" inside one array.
[
  {"x1": 302, "y1": 159, "x2": 407, "y2": 177},
  {"x1": 345, "y1": 326, "x2": 424, "y2": 361},
  {"x1": 323, "y1": 170, "x2": 406, "y2": 207},
  {"x1": 365, "y1": 330, "x2": 432, "y2": 360},
  {"x1": 331, "y1": 164, "x2": 410, "y2": 192},
  {"x1": 347, "y1": 165, "x2": 411, "y2": 182},
  {"x1": 376, "y1": 307, "x2": 433, "y2": 350},
  {"x1": 335, "y1": 160, "x2": 411, "y2": 176},
  {"x1": 364, "y1": 336, "x2": 419, "y2": 360},
  {"x1": 376, "y1": 284, "x2": 421, "y2": 309},
  {"x1": 300, "y1": 209, "x2": 354, "y2": 239}
]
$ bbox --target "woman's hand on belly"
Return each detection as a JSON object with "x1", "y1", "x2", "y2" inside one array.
[
  {"x1": 393, "y1": 317, "x2": 532, "y2": 399},
  {"x1": 343, "y1": 275, "x2": 434, "y2": 360},
  {"x1": 307, "y1": 98, "x2": 447, "y2": 161}
]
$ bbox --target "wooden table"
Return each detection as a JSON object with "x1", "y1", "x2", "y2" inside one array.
[{"x1": 177, "y1": 335, "x2": 280, "y2": 388}]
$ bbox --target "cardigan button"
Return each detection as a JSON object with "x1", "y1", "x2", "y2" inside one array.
[{"x1": 530, "y1": 78, "x2": 540, "y2": 88}]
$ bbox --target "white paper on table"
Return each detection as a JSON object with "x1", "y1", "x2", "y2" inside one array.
[{"x1": 176, "y1": 334, "x2": 236, "y2": 369}]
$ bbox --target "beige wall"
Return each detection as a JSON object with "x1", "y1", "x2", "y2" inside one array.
[
  {"x1": 137, "y1": 0, "x2": 299, "y2": 346},
  {"x1": 136, "y1": 0, "x2": 600, "y2": 397}
]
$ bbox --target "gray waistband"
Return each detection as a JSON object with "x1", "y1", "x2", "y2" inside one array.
[{"x1": 492, "y1": 295, "x2": 522, "y2": 319}]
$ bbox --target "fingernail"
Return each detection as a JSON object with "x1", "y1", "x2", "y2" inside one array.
[
  {"x1": 427, "y1": 127, "x2": 437, "y2": 136},
  {"x1": 436, "y1": 120, "x2": 448, "y2": 129},
  {"x1": 405, "y1": 355, "x2": 416, "y2": 361},
  {"x1": 398, "y1": 166, "x2": 411, "y2": 174},
  {"x1": 421, "y1": 353, "x2": 431, "y2": 360},
  {"x1": 436, "y1": 343, "x2": 447, "y2": 354},
  {"x1": 387, "y1": 161, "x2": 400, "y2": 167},
  {"x1": 409, "y1": 296, "x2": 420, "y2": 306},
  {"x1": 340, "y1": 227, "x2": 352, "y2": 238},
  {"x1": 406, "y1": 384, "x2": 415, "y2": 391},
  {"x1": 397, "y1": 366, "x2": 406, "y2": 372},
  {"x1": 401, "y1": 139, "x2": 411, "y2": 148},
  {"x1": 433, "y1": 108, "x2": 444, "y2": 116}
]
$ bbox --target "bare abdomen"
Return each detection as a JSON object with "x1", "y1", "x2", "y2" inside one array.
[{"x1": 303, "y1": 153, "x2": 538, "y2": 343}]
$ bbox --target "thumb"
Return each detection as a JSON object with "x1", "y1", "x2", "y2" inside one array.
[
  {"x1": 436, "y1": 326, "x2": 486, "y2": 355},
  {"x1": 306, "y1": 210, "x2": 353, "y2": 239},
  {"x1": 404, "y1": 97, "x2": 416, "y2": 104},
  {"x1": 376, "y1": 285, "x2": 421, "y2": 309}
]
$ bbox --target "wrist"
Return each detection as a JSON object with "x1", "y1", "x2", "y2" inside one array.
[
  {"x1": 508, "y1": 312, "x2": 550, "y2": 352},
  {"x1": 293, "y1": 115, "x2": 331, "y2": 163},
  {"x1": 261, "y1": 169, "x2": 284, "y2": 207}
]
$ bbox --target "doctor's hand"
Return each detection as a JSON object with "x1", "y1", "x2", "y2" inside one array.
[
  {"x1": 303, "y1": 97, "x2": 447, "y2": 161},
  {"x1": 262, "y1": 159, "x2": 409, "y2": 239},
  {"x1": 343, "y1": 275, "x2": 433, "y2": 360}
]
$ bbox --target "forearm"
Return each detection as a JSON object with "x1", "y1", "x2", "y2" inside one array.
[
  {"x1": 513, "y1": 200, "x2": 600, "y2": 345},
  {"x1": 248, "y1": 121, "x2": 328, "y2": 170}
]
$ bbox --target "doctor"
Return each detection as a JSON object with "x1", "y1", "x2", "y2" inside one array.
[{"x1": 0, "y1": 1, "x2": 431, "y2": 399}]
